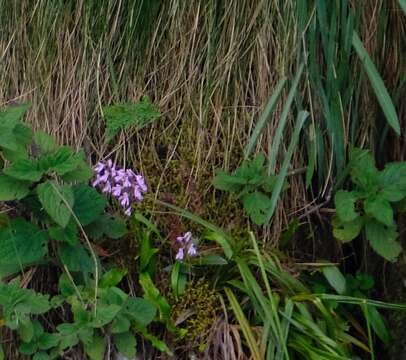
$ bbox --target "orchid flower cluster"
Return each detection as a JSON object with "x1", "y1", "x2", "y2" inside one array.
[
  {"x1": 92, "y1": 159, "x2": 147, "y2": 216},
  {"x1": 175, "y1": 231, "x2": 198, "y2": 261}
]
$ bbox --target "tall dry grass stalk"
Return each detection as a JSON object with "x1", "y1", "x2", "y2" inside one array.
[{"x1": 0, "y1": 0, "x2": 404, "y2": 245}]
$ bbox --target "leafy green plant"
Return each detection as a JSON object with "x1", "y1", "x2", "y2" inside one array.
[
  {"x1": 102, "y1": 96, "x2": 161, "y2": 141},
  {"x1": 333, "y1": 147, "x2": 405, "y2": 261},
  {"x1": 0, "y1": 103, "x2": 172, "y2": 358},
  {"x1": 213, "y1": 153, "x2": 286, "y2": 225}
]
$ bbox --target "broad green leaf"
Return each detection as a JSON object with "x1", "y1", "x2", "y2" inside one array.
[
  {"x1": 335, "y1": 190, "x2": 359, "y2": 222},
  {"x1": 242, "y1": 191, "x2": 271, "y2": 225},
  {"x1": 364, "y1": 195, "x2": 394, "y2": 226},
  {"x1": 61, "y1": 159, "x2": 93, "y2": 183},
  {"x1": 92, "y1": 304, "x2": 122, "y2": 328},
  {"x1": 18, "y1": 319, "x2": 34, "y2": 343},
  {"x1": 2, "y1": 124, "x2": 33, "y2": 161},
  {"x1": 352, "y1": 32, "x2": 400, "y2": 135},
  {"x1": 48, "y1": 221, "x2": 78, "y2": 246},
  {"x1": 34, "y1": 131, "x2": 58, "y2": 154},
  {"x1": 38, "y1": 333, "x2": 59, "y2": 350},
  {"x1": 37, "y1": 181, "x2": 74, "y2": 228},
  {"x1": 379, "y1": 162, "x2": 406, "y2": 201},
  {"x1": 113, "y1": 332, "x2": 137, "y2": 358},
  {"x1": 0, "y1": 219, "x2": 48, "y2": 277},
  {"x1": 38, "y1": 146, "x2": 81, "y2": 176},
  {"x1": 33, "y1": 352, "x2": 50, "y2": 360},
  {"x1": 85, "y1": 215, "x2": 127, "y2": 240},
  {"x1": 4, "y1": 159, "x2": 42, "y2": 181},
  {"x1": 365, "y1": 221, "x2": 401, "y2": 261},
  {"x1": 18, "y1": 341, "x2": 38, "y2": 355},
  {"x1": 212, "y1": 170, "x2": 246, "y2": 192},
  {"x1": 332, "y1": 216, "x2": 363, "y2": 242},
  {"x1": 72, "y1": 185, "x2": 106, "y2": 226},
  {"x1": 58, "y1": 273, "x2": 76, "y2": 297},
  {"x1": 0, "y1": 103, "x2": 30, "y2": 151},
  {"x1": 125, "y1": 297, "x2": 157, "y2": 327},
  {"x1": 58, "y1": 243, "x2": 94, "y2": 274},
  {"x1": 322, "y1": 266, "x2": 346, "y2": 294},
  {"x1": 0, "y1": 174, "x2": 31, "y2": 201},
  {"x1": 111, "y1": 315, "x2": 131, "y2": 334},
  {"x1": 139, "y1": 272, "x2": 170, "y2": 323},
  {"x1": 84, "y1": 334, "x2": 106, "y2": 360},
  {"x1": 103, "y1": 96, "x2": 161, "y2": 141},
  {"x1": 349, "y1": 148, "x2": 379, "y2": 191},
  {"x1": 100, "y1": 268, "x2": 127, "y2": 288}
]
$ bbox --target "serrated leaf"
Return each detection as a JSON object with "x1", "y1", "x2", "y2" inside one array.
[
  {"x1": 113, "y1": 332, "x2": 137, "y2": 358},
  {"x1": 4, "y1": 159, "x2": 42, "y2": 181},
  {"x1": 103, "y1": 97, "x2": 161, "y2": 141},
  {"x1": 335, "y1": 190, "x2": 359, "y2": 222},
  {"x1": 92, "y1": 304, "x2": 122, "y2": 328},
  {"x1": 0, "y1": 219, "x2": 48, "y2": 277},
  {"x1": 72, "y1": 185, "x2": 106, "y2": 226},
  {"x1": 0, "y1": 174, "x2": 31, "y2": 201},
  {"x1": 60, "y1": 159, "x2": 93, "y2": 183},
  {"x1": 38, "y1": 146, "x2": 81, "y2": 176},
  {"x1": 332, "y1": 216, "x2": 363, "y2": 242},
  {"x1": 58, "y1": 243, "x2": 94, "y2": 274},
  {"x1": 212, "y1": 170, "x2": 246, "y2": 192},
  {"x1": 111, "y1": 315, "x2": 131, "y2": 334},
  {"x1": 242, "y1": 191, "x2": 271, "y2": 225},
  {"x1": 0, "y1": 103, "x2": 30, "y2": 151},
  {"x1": 349, "y1": 148, "x2": 379, "y2": 191},
  {"x1": 34, "y1": 131, "x2": 58, "y2": 154},
  {"x1": 364, "y1": 195, "x2": 393, "y2": 226},
  {"x1": 365, "y1": 221, "x2": 401, "y2": 261},
  {"x1": 48, "y1": 221, "x2": 78, "y2": 246},
  {"x1": 84, "y1": 334, "x2": 106, "y2": 360},
  {"x1": 37, "y1": 181, "x2": 74, "y2": 228},
  {"x1": 379, "y1": 162, "x2": 406, "y2": 201},
  {"x1": 85, "y1": 215, "x2": 127, "y2": 240},
  {"x1": 125, "y1": 297, "x2": 157, "y2": 327},
  {"x1": 322, "y1": 266, "x2": 346, "y2": 294}
]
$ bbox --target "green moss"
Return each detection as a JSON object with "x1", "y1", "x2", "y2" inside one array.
[{"x1": 169, "y1": 278, "x2": 220, "y2": 343}]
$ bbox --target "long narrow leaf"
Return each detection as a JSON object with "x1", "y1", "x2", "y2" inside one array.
[
  {"x1": 225, "y1": 288, "x2": 262, "y2": 360},
  {"x1": 244, "y1": 78, "x2": 286, "y2": 159},
  {"x1": 265, "y1": 111, "x2": 309, "y2": 222},
  {"x1": 268, "y1": 64, "x2": 304, "y2": 174},
  {"x1": 352, "y1": 31, "x2": 401, "y2": 135},
  {"x1": 399, "y1": 0, "x2": 406, "y2": 15}
]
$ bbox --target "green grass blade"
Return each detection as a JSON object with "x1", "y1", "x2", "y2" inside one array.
[
  {"x1": 399, "y1": 0, "x2": 406, "y2": 15},
  {"x1": 268, "y1": 64, "x2": 304, "y2": 175},
  {"x1": 265, "y1": 111, "x2": 309, "y2": 222},
  {"x1": 352, "y1": 31, "x2": 401, "y2": 135},
  {"x1": 244, "y1": 78, "x2": 286, "y2": 159},
  {"x1": 225, "y1": 288, "x2": 262, "y2": 360}
]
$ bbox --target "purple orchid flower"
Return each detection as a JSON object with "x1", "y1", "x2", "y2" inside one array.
[{"x1": 92, "y1": 159, "x2": 147, "y2": 216}]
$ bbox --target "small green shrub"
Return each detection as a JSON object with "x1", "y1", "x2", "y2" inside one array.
[{"x1": 333, "y1": 147, "x2": 406, "y2": 261}]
